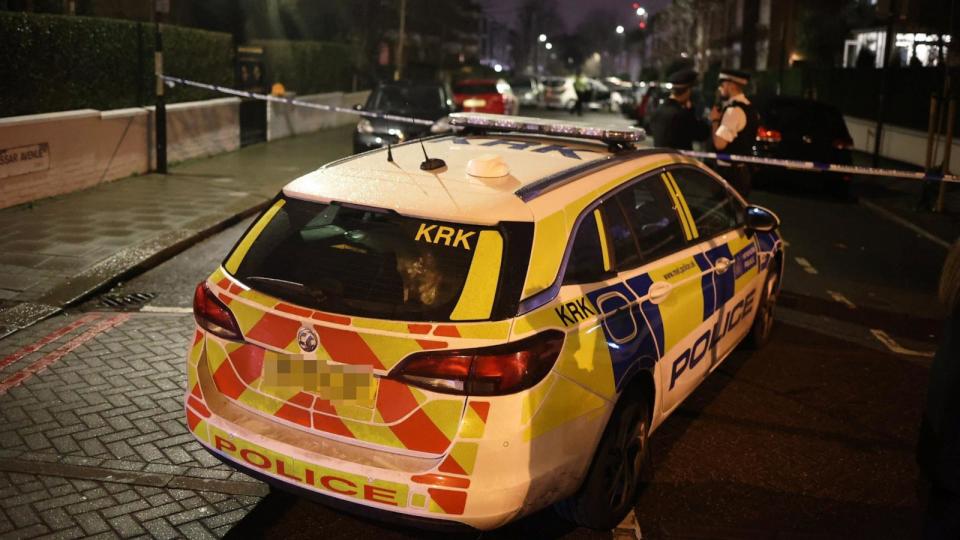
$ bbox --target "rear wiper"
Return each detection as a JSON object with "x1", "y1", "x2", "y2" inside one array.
[{"x1": 243, "y1": 276, "x2": 327, "y2": 304}]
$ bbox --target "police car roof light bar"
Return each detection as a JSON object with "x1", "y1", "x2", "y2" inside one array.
[{"x1": 449, "y1": 113, "x2": 646, "y2": 148}]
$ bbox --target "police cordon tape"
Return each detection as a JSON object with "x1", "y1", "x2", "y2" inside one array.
[
  {"x1": 163, "y1": 74, "x2": 960, "y2": 184},
  {"x1": 160, "y1": 75, "x2": 435, "y2": 126},
  {"x1": 679, "y1": 150, "x2": 960, "y2": 185}
]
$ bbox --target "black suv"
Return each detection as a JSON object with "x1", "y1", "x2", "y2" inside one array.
[
  {"x1": 353, "y1": 81, "x2": 454, "y2": 154},
  {"x1": 754, "y1": 97, "x2": 855, "y2": 195}
]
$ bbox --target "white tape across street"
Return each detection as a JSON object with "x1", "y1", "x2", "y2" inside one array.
[
  {"x1": 163, "y1": 75, "x2": 960, "y2": 184},
  {"x1": 161, "y1": 75, "x2": 435, "y2": 126},
  {"x1": 680, "y1": 150, "x2": 960, "y2": 185}
]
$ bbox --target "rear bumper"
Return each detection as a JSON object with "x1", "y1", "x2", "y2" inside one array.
[
  {"x1": 201, "y1": 443, "x2": 476, "y2": 533},
  {"x1": 183, "y1": 333, "x2": 601, "y2": 530}
]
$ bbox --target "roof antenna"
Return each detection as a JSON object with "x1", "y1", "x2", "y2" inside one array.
[
  {"x1": 386, "y1": 140, "x2": 394, "y2": 163},
  {"x1": 419, "y1": 138, "x2": 446, "y2": 171}
]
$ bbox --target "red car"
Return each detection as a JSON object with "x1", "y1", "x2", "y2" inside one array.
[{"x1": 453, "y1": 78, "x2": 519, "y2": 115}]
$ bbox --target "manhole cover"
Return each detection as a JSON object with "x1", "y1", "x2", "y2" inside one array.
[{"x1": 99, "y1": 292, "x2": 157, "y2": 311}]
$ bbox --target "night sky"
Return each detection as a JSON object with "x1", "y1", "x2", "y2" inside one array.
[{"x1": 479, "y1": 0, "x2": 671, "y2": 31}]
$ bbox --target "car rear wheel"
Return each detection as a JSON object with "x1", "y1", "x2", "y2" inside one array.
[
  {"x1": 940, "y1": 240, "x2": 960, "y2": 314},
  {"x1": 554, "y1": 392, "x2": 650, "y2": 530},
  {"x1": 745, "y1": 259, "x2": 780, "y2": 349}
]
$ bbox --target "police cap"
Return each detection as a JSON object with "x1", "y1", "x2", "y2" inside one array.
[
  {"x1": 718, "y1": 68, "x2": 750, "y2": 86},
  {"x1": 667, "y1": 69, "x2": 698, "y2": 91}
]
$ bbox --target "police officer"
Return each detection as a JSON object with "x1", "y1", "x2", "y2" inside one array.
[
  {"x1": 709, "y1": 68, "x2": 759, "y2": 196},
  {"x1": 649, "y1": 68, "x2": 710, "y2": 150},
  {"x1": 572, "y1": 72, "x2": 589, "y2": 117}
]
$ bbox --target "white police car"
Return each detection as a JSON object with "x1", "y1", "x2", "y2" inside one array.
[{"x1": 185, "y1": 113, "x2": 784, "y2": 530}]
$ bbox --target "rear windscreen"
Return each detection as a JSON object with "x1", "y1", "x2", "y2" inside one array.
[
  {"x1": 455, "y1": 83, "x2": 498, "y2": 95},
  {"x1": 224, "y1": 197, "x2": 530, "y2": 322},
  {"x1": 370, "y1": 85, "x2": 444, "y2": 112}
]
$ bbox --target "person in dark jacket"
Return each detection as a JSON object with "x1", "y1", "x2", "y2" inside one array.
[
  {"x1": 649, "y1": 69, "x2": 710, "y2": 150},
  {"x1": 918, "y1": 238, "x2": 960, "y2": 539},
  {"x1": 709, "y1": 68, "x2": 759, "y2": 197}
]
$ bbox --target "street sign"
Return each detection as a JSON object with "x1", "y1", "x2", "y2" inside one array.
[{"x1": 0, "y1": 143, "x2": 50, "y2": 179}]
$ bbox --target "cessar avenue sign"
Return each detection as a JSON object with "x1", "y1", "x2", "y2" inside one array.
[{"x1": 0, "y1": 143, "x2": 50, "y2": 178}]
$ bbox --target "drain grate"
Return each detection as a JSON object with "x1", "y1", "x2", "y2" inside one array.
[{"x1": 99, "y1": 292, "x2": 157, "y2": 311}]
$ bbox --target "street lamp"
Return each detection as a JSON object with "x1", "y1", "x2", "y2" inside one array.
[
  {"x1": 615, "y1": 26, "x2": 626, "y2": 75},
  {"x1": 545, "y1": 42, "x2": 553, "y2": 50},
  {"x1": 538, "y1": 33, "x2": 547, "y2": 43}
]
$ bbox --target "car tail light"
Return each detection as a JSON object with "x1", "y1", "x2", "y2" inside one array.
[
  {"x1": 387, "y1": 330, "x2": 564, "y2": 396},
  {"x1": 833, "y1": 137, "x2": 853, "y2": 150},
  {"x1": 756, "y1": 126, "x2": 782, "y2": 143},
  {"x1": 193, "y1": 282, "x2": 243, "y2": 341}
]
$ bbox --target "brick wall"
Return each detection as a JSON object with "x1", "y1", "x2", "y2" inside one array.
[
  {"x1": 0, "y1": 98, "x2": 240, "y2": 210},
  {"x1": 845, "y1": 115, "x2": 960, "y2": 170},
  {"x1": 267, "y1": 90, "x2": 370, "y2": 141},
  {"x1": 153, "y1": 98, "x2": 241, "y2": 165},
  {"x1": 0, "y1": 109, "x2": 150, "y2": 209}
]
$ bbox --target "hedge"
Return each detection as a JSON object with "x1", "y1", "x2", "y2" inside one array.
[
  {"x1": 252, "y1": 39, "x2": 353, "y2": 95},
  {"x1": 0, "y1": 11, "x2": 233, "y2": 116}
]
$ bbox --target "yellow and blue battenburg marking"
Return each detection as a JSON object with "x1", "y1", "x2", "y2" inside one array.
[
  {"x1": 661, "y1": 172, "x2": 699, "y2": 241},
  {"x1": 583, "y1": 283, "x2": 659, "y2": 392}
]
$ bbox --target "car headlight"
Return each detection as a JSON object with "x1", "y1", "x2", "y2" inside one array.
[
  {"x1": 357, "y1": 118, "x2": 374, "y2": 134},
  {"x1": 430, "y1": 117, "x2": 451, "y2": 133}
]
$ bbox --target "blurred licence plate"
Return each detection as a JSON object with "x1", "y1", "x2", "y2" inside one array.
[{"x1": 263, "y1": 355, "x2": 376, "y2": 406}]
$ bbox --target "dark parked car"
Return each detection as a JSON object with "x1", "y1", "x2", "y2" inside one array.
[
  {"x1": 754, "y1": 97, "x2": 855, "y2": 195},
  {"x1": 353, "y1": 81, "x2": 454, "y2": 154}
]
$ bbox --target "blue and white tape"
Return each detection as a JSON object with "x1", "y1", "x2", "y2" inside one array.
[
  {"x1": 162, "y1": 75, "x2": 960, "y2": 184},
  {"x1": 161, "y1": 75, "x2": 435, "y2": 126},
  {"x1": 679, "y1": 150, "x2": 960, "y2": 185}
]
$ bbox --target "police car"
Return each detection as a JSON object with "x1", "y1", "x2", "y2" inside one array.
[{"x1": 185, "y1": 113, "x2": 784, "y2": 530}]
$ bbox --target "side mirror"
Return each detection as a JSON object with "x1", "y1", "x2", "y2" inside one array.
[
  {"x1": 353, "y1": 104, "x2": 363, "y2": 111},
  {"x1": 744, "y1": 205, "x2": 780, "y2": 233}
]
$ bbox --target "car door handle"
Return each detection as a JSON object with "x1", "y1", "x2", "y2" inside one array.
[
  {"x1": 714, "y1": 257, "x2": 732, "y2": 274},
  {"x1": 649, "y1": 281, "x2": 673, "y2": 304}
]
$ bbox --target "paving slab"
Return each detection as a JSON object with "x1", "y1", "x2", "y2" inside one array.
[{"x1": 0, "y1": 127, "x2": 353, "y2": 339}]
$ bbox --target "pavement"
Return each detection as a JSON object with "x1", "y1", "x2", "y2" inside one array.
[
  {"x1": 0, "y1": 126, "x2": 354, "y2": 340},
  {"x1": 0, "y1": 310, "x2": 266, "y2": 539},
  {"x1": 849, "y1": 151, "x2": 960, "y2": 249}
]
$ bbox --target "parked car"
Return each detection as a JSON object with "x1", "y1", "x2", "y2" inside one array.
[
  {"x1": 586, "y1": 79, "x2": 613, "y2": 111},
  {"x1": 605, "y1": 77, "x2": 635, "y2": 115},
  {"x1": 542, "y1": 76, "x2": 613, "y2": 111},
  {"x1": 510, "y1": 76, "x2": 543, "y2": 108},
  {"x1": 753, "y1": 97, "x2": 855, "y2": 195},
  {"x1": 542, "y1": 76, "x2": 577, "y2": 110},
  {"x1": 452, "y1": 79, "x2": 519, "y2": 115},
  {"x1": 353, "y1": 81, "x2": 454, "y2": 153},
  {"x1": 185, "y1": 112, "x2": 783, "y2": 531}
]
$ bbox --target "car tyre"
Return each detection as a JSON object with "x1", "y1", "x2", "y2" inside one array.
[
  {"x1": 940, "y1": 240, "x2": 960, "y2": 314},
  {"x1": 744, "y1": 259, "x2": 781, "y2": 349},
  {"x1": 554, "y1": 391, "x2": 650, "y2": 530}
]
